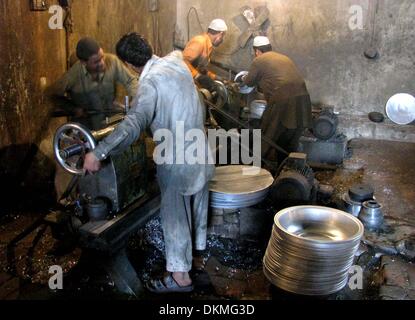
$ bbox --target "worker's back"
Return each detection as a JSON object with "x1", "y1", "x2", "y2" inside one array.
[
  {"x1": 250, "y1": 51, "x2": 308, "y2": 103},
  {"x1": 142, "y1": 51, "x2": 205, "y2": 141},
  {"x1": 140, "y1": 51, "x2": 215, "y2": 195}
]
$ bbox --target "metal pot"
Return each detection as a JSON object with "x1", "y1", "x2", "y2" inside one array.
[
  {"x1": 250, "y1": 100, "x2": 267, "y2": 120},
  {"x1": 342, "y1": 193, "x2": 363, "y2": 217},
  {"x1": 359, "y1": 200, "x2": 384, "y2": 230},
  {"x1": 87, "y1": 199, "x2": 108, "y2": 222}
]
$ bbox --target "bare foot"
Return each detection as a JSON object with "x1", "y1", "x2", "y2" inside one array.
[{"x1": 172, "y1": 272, "x2": 192, "y2": 287}]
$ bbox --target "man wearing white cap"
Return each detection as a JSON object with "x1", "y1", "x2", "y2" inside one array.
[
  {"x1": 242, "y1": 36, "x2": 313, "y2": 165},
  {"x1": 183, "y1": 19, "x2": 228, "y2": 91}
]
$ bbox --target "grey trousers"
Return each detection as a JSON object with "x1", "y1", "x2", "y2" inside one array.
[{"x1": 158, "y1": 173, "x2": 210, "y2": 273}]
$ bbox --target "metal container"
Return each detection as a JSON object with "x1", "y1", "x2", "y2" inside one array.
[
  {"x1": 250, "y1": 100, "x2": 267, "y2": 120},
  {"x1": 234, "y1": 71, "x2": 255, "y2": 94},
  {"x1": 209, "y1": 166, "x2": 274, "y2": 209},
  {"x1": 359, "y1": 200, "x2": 384, "y2": 230},
  {"x1": 386, "y1": 93, "x2": 415, "y2": 125},
  {"x1": 87, "y1": 199, "x2": 108, "y2": 221},
  {"x1": 348, "y1": 184, "x2": 374, "y2": 202},
  {"x1": 342, "y1": 193, "x2": 363, "y2": 217},
  {"x1": 263, "y1": 206, "x2": 364, "y2": 296}
]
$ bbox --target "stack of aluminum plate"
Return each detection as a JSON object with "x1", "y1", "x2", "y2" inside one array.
[
  {"x1": 263, "y1": 206, "x2": 364, "y2": 296},
  {"x1": 209, "y1": 166, "x2": 274, "y2": 209}
]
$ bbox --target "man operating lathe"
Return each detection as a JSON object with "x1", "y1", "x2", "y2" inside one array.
[
  {"x1": 46, "y1": 37, "x2": 139, "y2": 202},
  {"x1": 241, "y1": 36, "x2": 313, "y2": 165},
  {"x1": 83, "y1": 33, "x2": 215, "y2": 293},
  {"x1": 183, "y1": 18, "x2": 228, "y2": 92},
  {"x1": 46, "y1": 37, "x2": 138, "y2": 131}
]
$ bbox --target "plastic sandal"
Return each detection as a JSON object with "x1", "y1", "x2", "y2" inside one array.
[{"x1": 145, "y1": 274, "x2": 194, "y2": 294}]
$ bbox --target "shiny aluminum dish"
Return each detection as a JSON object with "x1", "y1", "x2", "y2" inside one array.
[
  {"x1": 274, "y1": 206, "x2": 364, "y2": 243},
  {"x1": 386, "y1": 93, "x2": 415, "y2": 125},
  {"x1": 234, "y1": 71, "x2": 255, "y2": 94},
  {"x1": 263, "y1": 206, "x2": 364, "y2": 296},
  {"x1": 250, "y1": 100, "x2": 267, "y2": 119},
  {"x1": 209, "y1": 166, "x2": 274, "y2": 209},
  {"x1": 210, "y1": 188, "x2": 270, "y2": 209}
]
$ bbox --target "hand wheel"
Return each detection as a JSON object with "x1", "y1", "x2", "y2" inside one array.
[{"x1": 53, "y1": 123, "x2": 97, "y2": 175}]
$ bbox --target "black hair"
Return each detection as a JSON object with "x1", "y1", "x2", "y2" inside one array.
[
  {"x1": 116, "y1": 33, "x2": 153, "y2": 68},
  {"x1": 76, "y1": 37, "x2": 100, "y2": 61},
  {"x1": 254, "y1": 44, "x2": 273, "y2": 53},
  {"x1": 207, "y1": 28, "x2": 222, "y2": 35}
]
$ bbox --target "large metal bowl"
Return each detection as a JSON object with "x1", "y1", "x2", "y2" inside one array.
[
  {"x1": 264, "y1": 206, "x2": 364, "y2": 296},
  {"x1": 275, "y1": 206, "x2": 364, "y2": 244}
]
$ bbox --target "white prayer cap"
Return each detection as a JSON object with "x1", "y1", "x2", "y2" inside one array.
[
  {"x1": 209, "y1": 19, "x2": 228, "y2": 32},
  {"x1": 253, "y1": 36, "x2": 270, "y2": 47}
]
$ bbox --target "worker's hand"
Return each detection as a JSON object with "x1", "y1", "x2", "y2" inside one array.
[
  {"x1": 196, "y1": 74, "x2": 217, "y2": 92},
  {"x1": 83, "y1": 152, "x2": 101, "y2": 174}
]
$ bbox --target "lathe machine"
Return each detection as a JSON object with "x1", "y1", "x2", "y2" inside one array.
[{"x1": 46, "y1": 116, "x2": 160, "y2": 297}]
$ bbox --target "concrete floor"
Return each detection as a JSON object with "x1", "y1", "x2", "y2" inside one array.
[{"x1": 0, "y1": 138, "x2": 414, "y2": 300}]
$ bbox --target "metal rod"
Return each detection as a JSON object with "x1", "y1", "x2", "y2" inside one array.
[
  {"x1": 125, "y1": 96, "x2": 130, "y2": 114},
  {"x1": 92, "y1": 124, "x2": 118, "y2": 141}
]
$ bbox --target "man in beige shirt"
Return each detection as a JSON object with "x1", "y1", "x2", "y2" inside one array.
[
  {"x1": 47, "y1": 37, "x2": 139, "y2": 130},
  {"x1": 47, "y1": 37, "x2": 139, "y2": 202},
  {"x1": 242, "y1": 36, "x2": 313, "y2": 164}
]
